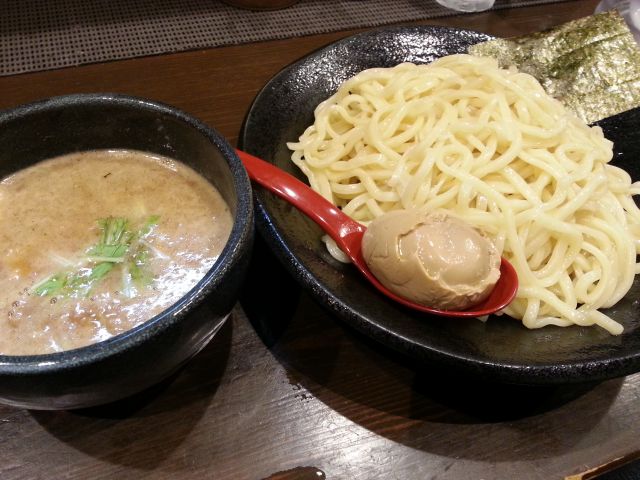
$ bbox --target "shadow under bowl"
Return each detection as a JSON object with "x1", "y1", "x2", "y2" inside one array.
[{"x1": 0, "y1": 93, "x2": 254, "y2": 410}]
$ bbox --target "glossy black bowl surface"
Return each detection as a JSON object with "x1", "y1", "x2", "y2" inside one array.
[
  {"x1": 0, "y1": 94, "x2": 253, "y2": 409},
  {"x1": 240, "y1": 25, "x2": 640, "y2": 385}
]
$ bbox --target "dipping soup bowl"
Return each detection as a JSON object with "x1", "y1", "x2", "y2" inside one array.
[{"x1": 0, "y1": 94, "x2": 253, "y2": 409}]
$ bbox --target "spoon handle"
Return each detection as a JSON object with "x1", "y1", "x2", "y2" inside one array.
[{"x1": 235, "y1": 149, "x2": 366, "y2": 256}]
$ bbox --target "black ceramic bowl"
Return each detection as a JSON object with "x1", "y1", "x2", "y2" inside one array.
[
  {"x1": 0, "y1": 94, "x2": 253, "y2": 409},
  {"x1": 240, "y1": 26, "x2": 640, "y2": 385}
]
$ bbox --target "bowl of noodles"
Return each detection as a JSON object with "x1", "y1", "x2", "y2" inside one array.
[{"x1": 239, "y1": 25, "x2": 640, "y2": 384}]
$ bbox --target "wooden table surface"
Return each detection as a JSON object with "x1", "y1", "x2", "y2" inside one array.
[{"x1": 2, "y1": 1, "x2": 639, "y2": 479}]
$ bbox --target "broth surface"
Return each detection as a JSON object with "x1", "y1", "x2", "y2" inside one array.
[{"x1": 0, "y1": 149, "x2": 232, "y2": 355}]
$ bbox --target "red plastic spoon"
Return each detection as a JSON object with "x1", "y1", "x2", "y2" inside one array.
[{"x1": 236, "y1": 149, "x2": 518, "y2": 317}]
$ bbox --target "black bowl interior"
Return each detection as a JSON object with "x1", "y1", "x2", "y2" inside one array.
[
  {"x1": 0, "y1": 94, "x2": 241, "y2": 208},
  {"x1": 240, "y1": 26, "x2": 640, "y2": 385}
]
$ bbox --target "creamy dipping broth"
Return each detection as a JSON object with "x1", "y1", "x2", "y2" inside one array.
[{"x1": 0, "y1": 150, "x2": 233, "y2": 355}]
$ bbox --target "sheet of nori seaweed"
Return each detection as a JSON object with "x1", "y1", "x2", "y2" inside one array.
[{"x1": 469, "y1": 10, "x2": 640, "y2": 124}]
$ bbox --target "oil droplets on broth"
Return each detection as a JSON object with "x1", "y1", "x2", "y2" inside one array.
[{"x1": 0, "y1": 150, "x2": 232, "y2": 355}]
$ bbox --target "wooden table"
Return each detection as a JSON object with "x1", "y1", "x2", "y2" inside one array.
[{"x1": 2, "y1": 1, "x2": 638, "y2": 478}]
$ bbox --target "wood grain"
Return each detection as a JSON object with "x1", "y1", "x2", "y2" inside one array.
[{"x1": 4, "y1": 1, "x2": 639, "y2": 479}]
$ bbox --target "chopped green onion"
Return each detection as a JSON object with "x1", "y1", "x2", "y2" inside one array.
[
  {"x1": 32, "y1": 274, "x2": 67, "y2": 297},
  {"x1": 32, "y1": 215, "x2": 160, "y2": 298}
]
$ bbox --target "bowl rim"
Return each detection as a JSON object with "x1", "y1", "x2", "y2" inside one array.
[{"x1": 0, "y1": 93, "x2": 253, "y2": 373}]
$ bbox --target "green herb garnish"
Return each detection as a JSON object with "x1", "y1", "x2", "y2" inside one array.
[
  {"x1": 86, "y1": 217, "x2": 131, "y2": 263},
  {"x1": 32, "y1": 215, "x2": 159, "y2": 298},
  {"x1": 32, "y1": 274, "x2": 69, "y2": 297}
]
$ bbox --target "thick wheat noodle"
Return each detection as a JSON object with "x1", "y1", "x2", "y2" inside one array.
[{"x1": 287, "y1": 54, "x2": 640, "y2": 335}]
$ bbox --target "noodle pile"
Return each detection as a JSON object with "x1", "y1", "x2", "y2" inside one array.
[{"x1": 287, "y1": 54, "x2": 640, "y2": 335}]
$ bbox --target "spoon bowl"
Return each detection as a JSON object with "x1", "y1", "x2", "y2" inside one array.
[{"x1": 237, "y1": 149, "x2": 518, "y2": 317}]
